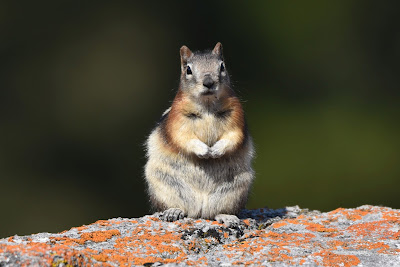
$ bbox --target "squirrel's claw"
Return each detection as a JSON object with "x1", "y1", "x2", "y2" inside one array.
[{"x1": 162, "y1": 208, "x2": 185, "y2": 222}]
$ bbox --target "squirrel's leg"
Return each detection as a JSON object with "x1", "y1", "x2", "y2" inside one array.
[
  {"x1": 162, "y1": 208, "x2": 185, "y2": 222},
  {"x1": 211, "y1": 170, "x2": 254, "y2": 227}
]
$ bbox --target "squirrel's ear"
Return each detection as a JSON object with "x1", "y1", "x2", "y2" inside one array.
[
  {"x1": 212, "y1": 42, "x2": 223, "y2": 58},
  {"x1": 180, "y1": 45, "x2": 193, "y2": 65}
]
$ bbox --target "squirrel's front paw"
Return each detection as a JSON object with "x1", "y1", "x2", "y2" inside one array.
[
  {"x1": 188, "y1": 139, "x2": 210, "y2": 158},
  {"x1": 210, "y1": 139, "x2": 230, "y2": 158}
]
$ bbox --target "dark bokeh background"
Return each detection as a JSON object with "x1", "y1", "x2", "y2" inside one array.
[{"x1": 1, "y1": 1, "x2": 399, "y2": 238}]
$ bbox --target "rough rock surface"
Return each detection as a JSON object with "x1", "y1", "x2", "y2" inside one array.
[{"x1": 0, "y1": 205, "x2": 399, "y2": 266}]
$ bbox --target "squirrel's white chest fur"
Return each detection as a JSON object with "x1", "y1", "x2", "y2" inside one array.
[{"x1": 188, "y1": 113, "x2": 225, "y2": 147}]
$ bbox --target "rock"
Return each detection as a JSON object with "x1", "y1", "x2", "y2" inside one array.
[{"x1": 0, "y1": 205, "x2": 399, "y2": 266}]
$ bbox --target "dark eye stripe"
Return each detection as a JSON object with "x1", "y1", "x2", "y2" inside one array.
[
  {"x1": 186, "y1": 66, "x2": 192, "y2": 75},
  {"x1": 221, "y1": 63, "x2": 225, "y2": 72}
]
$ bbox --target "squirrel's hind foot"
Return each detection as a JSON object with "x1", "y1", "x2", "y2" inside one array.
[
  {"x1": 215, "y1": 214, "x2": 240, "y2": 227},
  {"x1": 161, "y1": 208, "x2": 185, "y2": 222}
]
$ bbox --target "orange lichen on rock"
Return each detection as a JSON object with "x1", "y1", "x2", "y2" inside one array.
[
  {"x1": 50, "y1": 229, "x2": 120, "y2": 246},
  {"x1": 73, "y1": 226, "x2": 88, "y2": 231},
  {"x1": 328, "y1": 207, "x2": 371, "y2": 221},
  {"x1": 198, "y1": 256, "x2": 208, "y2": 264},
  {"x1": 94, "y1": 220, "x2": 112, "y2": 227},
  {"x1": 223, "y1": 230, "x2": 316, "y2": 265},
  {"x1": 312, "y1": 250, "x2": 360, "y2": 267},
  {"x1": 354, "y1": 241, "x2": 390, "y2": 251},
  {"x1": 325, "y1": 232, "x2": 342, "y2": 238},
  {"x1": 3, "y1": 219, "x2": 188, "y2": 266},
  {"x1": 382, "y1": 210, "x2": 400, "y2": 222},
  {"x1": 0, "y1": 241, "x2": 78, "y2": 266},
  {"x1": 327, "y1": 240, "x2": 348, "y2": 250},
  {"x1": 91, "y1": 252, "x2": 109, "y2": 262},
  {"x1": 305, "y1": 222, "x2": 337, "y2": 233},
  {"x1": 268, "y1": 247, "x2": 293, "y2": 262},
  {"x1": 277, "y1": 216, "x2": 337, "y2": 233},
  {"x1": 109, "y1": 225, "x2": 187, "y2": 266},
  {"x1": 80, "y1": 229, "x2": 120, "y2": 243},
  {"x1": 347, "y1": 220, "x2": 398, "y2": 240},
  {"x1": 242, "y1": 219, "x2": 251, "y2": 226},
  {"x1": 272, "y1": 221, "x2": 287, "y2": 228}
]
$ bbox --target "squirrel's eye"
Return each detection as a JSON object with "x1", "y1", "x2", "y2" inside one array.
[
  {"x1": 186, "y1": 66, "x2": 192, "y2": 75},
  {"x1": 220, "y1": 63, "x2": 225, "y2": 72}
]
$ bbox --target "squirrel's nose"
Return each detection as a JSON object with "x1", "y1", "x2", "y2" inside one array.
[{"x1": 203, "y1": 76, "x2": 215, "y2": 89}]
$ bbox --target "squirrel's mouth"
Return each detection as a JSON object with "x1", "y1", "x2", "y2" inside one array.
[
  {"x1": 201, "y1": 90, "x2": 215, "y2": 96},
  {"x1": 201, "y1": 86, "x2": 217, "y2": 96}
]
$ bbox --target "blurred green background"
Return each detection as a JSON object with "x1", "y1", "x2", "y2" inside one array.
[{"x1": 1, "y1": 1, "x2": 399, "y2": 238}]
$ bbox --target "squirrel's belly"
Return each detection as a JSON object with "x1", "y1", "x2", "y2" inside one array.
[
  {"x1": 160, "y1": 158, "x2": 251, "y2": 218},
  {"x1": 146, "y1": 128, "x2": 254, "y2": 218}
]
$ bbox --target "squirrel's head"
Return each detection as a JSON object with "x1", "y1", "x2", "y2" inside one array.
[{"x1": 179, "y1": 43, "x2": 231, "y2": 100}]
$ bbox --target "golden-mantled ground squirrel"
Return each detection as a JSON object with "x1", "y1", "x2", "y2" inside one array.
[{"x1": 145, "y1": 43, "x2": 254, "y2": 226}]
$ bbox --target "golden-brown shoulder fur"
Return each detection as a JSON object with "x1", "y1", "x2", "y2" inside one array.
[{"x1": 161, "y1": 88, "x2": 247, "y2": 157}]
